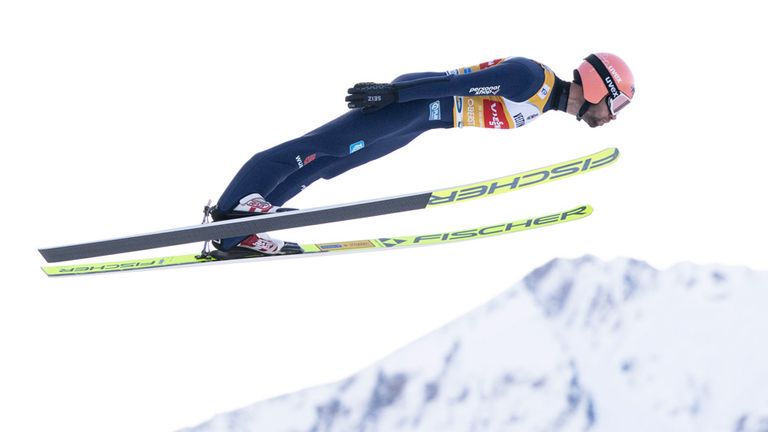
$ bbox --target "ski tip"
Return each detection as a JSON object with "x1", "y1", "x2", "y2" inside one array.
[
  {"x1": 564, "y1": 204, "x2": 593, "y2": 221},
  {"x1": 599, "y1": 147, "x2": 620, "y2": 158}
]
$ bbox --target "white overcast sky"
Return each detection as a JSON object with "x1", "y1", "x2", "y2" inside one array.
[{"x1": 2, "y1": 1, "x2": 767, "y2": 431}]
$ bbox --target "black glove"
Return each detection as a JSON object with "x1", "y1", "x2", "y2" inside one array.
[{"x1": 345, "y1": 82, "x2": 399, "y2": 113}]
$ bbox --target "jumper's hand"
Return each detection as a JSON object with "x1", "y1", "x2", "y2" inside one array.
[{"x1": 345, "y1": 82, "x2": 399, "y2": 113}]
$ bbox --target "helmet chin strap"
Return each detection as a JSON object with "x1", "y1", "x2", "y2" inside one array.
[
  {"x1": 576, "y1": 101, "x2": 592, "y2": 121},
  {"x1": 572, "y1": 68, "x2": 592, "y2": 121}
]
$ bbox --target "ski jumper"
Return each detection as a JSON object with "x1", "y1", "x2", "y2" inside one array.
[{"x1": 215, "y1": 57, "x2": 567, "y2": 250}]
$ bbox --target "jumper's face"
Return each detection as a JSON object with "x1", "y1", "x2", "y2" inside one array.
[{"x1": 581, "y1": 97, "x2": 617, "y2": 128}]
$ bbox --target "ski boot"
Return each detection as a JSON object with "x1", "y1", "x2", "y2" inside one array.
[
  {"x1": 201, "y1": 193, "x2": 304, "y2": 260},
  {"x1": 211, "y1": 233, "x2": 304, "y2": 260}
]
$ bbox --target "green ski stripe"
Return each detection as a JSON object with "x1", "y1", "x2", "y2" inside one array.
[{"x1": 42, "y1": 205, "x2": 592, "y2": 277}]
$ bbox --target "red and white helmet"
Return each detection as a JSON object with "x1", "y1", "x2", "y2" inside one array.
[{"x1": 574, "y1": 53, "x2": 635, "y2": 117}]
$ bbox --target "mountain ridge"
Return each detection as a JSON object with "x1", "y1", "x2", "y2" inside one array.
[{"x1": 184, "y1": 256, "x2": 768, "y2": 432}]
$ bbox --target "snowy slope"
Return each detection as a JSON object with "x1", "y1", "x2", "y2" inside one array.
[{"x1": 182, "y1": 256, "x2": 768, "y2": 432}]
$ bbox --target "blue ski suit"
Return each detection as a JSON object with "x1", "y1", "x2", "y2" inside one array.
[{"x1": 215, "y1": 56, "x2": 568, "y2": 249}]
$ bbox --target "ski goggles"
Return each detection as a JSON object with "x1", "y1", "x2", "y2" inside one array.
[{"x1": 607, "y1": 91, "x2": 631, "y2": 115}]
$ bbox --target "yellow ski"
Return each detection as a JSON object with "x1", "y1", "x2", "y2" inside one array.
[{"x1": 42, "y1": 205, "x2": 592, "y2": 276}]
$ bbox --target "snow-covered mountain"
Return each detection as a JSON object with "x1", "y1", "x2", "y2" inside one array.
[{"x1": 182, "y1": 256, "x2": 768, "y2": 432}]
